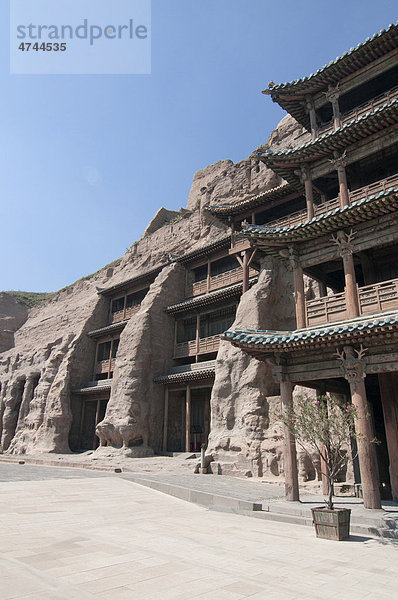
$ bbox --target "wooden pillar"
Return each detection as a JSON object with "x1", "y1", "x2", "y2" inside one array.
[
  {"x1": 174, "y1": 320, "x2": 178, "y2": 357},
  {"x1": 337, "y1": 163, "x2": 350, "y2": 208},
  {"x1": 280, "y1": 381, "x2": 299, "y2": 501},
  {"x1": 93, "y1": 342, "x2": 99, "y2": 380},
  {"x1": 163, "y1": 387, "x2": 169, "y2": 452},
  {"x1": 108, "y1": 339, "x2": 114, "y2": 379},
  {"x1": 301, "y1": 167, "x2": 314, "y2": 220},
  {"x1": 316, "y1": 384, "x2": 329, "y2": 496},
  {"x1": 318, "y1": 281, "x2": 327, "y2": 298},
  {"x1": 306, "y1": 96, "x2": 318, "y2": 140},
  {"x1": 195, "y1": 313, "x2": 200, "y2": 362},
  {"x1": 94, "y1": 398, "x2": 101, "y2": 449},
  {"x1": 289, "y1": 250, "x2": 306, "y2": 329},
  {"x1": 251, "y1": 212, "x2": 256, "y2": 225},
  {"x1": 122, "y1": 295, "x2": 127, "y2": 320},
  {"x1": 349, "y1": 376, "x2": 381, "y2": 509},
  {"x1": 185, "y1": 385, "x2": 191, "y2": 452},
  {"x1": 242, "y1": 250, "x2": 249, "y2": 293},
  {"x1": 206, "y1": 259, "x2": 211, "y2": 293},
  {"x1": 334, "y1": 231, "x2": 360, "y2": 319},
  {"x1": 326, "y1": 87, "x2": 341, "y2": 130},
  {"x1": 342, "y1": 251, "x2": 360, "y2": 318},
  {"x1": 378, "y1": 373, "x2": 398, "y2": 501}
]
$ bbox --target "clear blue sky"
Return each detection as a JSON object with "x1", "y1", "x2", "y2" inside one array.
[{"x1": 1, "y1": 1, "x2": 397, "y2": 292}]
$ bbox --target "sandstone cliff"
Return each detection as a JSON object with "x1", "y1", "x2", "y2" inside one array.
[{"x1": 0, "y1": 114, "x2": 315, "y2": 483}]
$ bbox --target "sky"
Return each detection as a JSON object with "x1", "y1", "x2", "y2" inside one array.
[{"x1": 1, "y1": 0, "x2": 397, "y2": 293}]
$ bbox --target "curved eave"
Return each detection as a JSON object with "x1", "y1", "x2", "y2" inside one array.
[
  {"x1": 153, "y1": 368, "x2": 215, "y2": 384},
  {"x1": 206, "y1": 183, "x2": 297, "y2": 221},
  {"x1": 255, "y1": 100, "x2": 398, "y2": 170},
  {"x1": 262, "y1": 22, "x2": 398, "y2": 128},
  {"x1": 223, "y1": 311, "x2": 398, "y2": 355},
  {"x1": 164, "y1": 278, "x2": 258, "y2": 315},
  {"x1": 239, "y1": 187, "x2": 398, "y2": 246}
]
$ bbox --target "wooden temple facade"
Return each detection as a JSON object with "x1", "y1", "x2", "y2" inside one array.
[
  {"x1": 69, "y1": 24, "x2": 398, "y2": 508},
  {"x1": 223, "y1": 23, "x2": 398, "y2": 508},
  {"x1": 70, "y1": 237, "x2": 259, "y2": 453}
]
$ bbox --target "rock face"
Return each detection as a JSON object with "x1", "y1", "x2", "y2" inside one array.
[
  {"x1": 96, "y1": 263, "x2": 186, "y2": 455},
  {"x1": 187, "y1": 159, "x2": 280, "y2": 211},
  {"x1": 0, "y1": 207, "x2": 228, "y2": 455},
  {"x1": 0, "y1": 294, "x2": 29, "y2": 352},
  {"x1": 207, "y1": 257, "x2": 296, "y2": 478},
  {"x1": 0, "y1": 113, "x2": 326, "y2": 486}
]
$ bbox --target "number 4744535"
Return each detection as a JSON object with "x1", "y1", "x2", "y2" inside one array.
[{"x1": 18, "y1": 42, "x2": 66, "y2": 51}]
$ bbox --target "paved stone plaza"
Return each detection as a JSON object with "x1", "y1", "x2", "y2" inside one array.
[{"x1": 0, "y1": 464, "x2": 397, "y2": 599}]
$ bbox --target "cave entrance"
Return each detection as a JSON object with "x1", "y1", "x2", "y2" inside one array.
[
  {"x1": 69, "y1": 394, "x2": 109, "y2": 452},
  {"x1": 164, "y1": 384, "x2": 212, "y2": 453}
]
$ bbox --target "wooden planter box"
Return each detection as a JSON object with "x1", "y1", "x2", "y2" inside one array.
[{"x1": 311, "y1": 507, "x2": 351, "y2": 541}]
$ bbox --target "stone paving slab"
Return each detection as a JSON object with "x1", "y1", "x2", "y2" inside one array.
[
  {"x1": 123, "y1": 472, "x2": 398, "y2": 538},
  {"x1": 0, "y1": 476, "x2": 397, "y2": 600},
  {"x1": 0, "y1": 462, "x2": 116, "y2": 482}
]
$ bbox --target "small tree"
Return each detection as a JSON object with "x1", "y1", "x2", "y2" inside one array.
[{"x1": 278, "y1": 394, "x2": 358, "y2": 510}]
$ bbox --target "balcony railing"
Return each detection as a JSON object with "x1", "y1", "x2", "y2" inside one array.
[
  {"x1": 306, "y1": 278, "x2": 398, "y2": 327},
  {"x1": 189, "y1": 267, "x2": 257, "y2": 297},
  {"x1": 317, "y1": 84, "x2": 398, "y2": 136},
  {"x1": 96, "y1": 359, "x2": 116, "y2": 375},
  {"x1": 174, "y1": 334, "x2": 221, "y2": 358},
  {"x1": 358, "y1": 278, "x2": 398, "y2": 316},
  {"x1": 110, "y1": 304, "x2": 141, "y2": 324},
  {"x1": 264, "y1": 173, "x2": 398, "y2": 230}
]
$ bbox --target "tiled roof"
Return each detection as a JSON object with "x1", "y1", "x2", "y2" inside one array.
[
  {"x1": 87, "y1": 321, "x2": 127, "y2": 338},
  {"x1": 263, "y1": 23, "x2": 398, "y2": 129},
  {"x1": 254, "y1": 99, "x2": 398, "y2": 177},
  {"x1": 178, "y1": 236, "x2": 232, "y2": 264},
  {"x1": 99, "y1": 263, "x2": 167, "y2": 297},
  {"x1": 164, "y1": 278, "x2": 258, "y2": 315},
  {"x1": 223, "y1": 311, "x2": 398, "y2": 354},
  {"x1": 154, "y1": 360, "x2": 216, "y2": 384},
  {"x1": 206, "y1": 183, "x2": 296, "y2": 219},
  {"x1": 239, "y1": 186, "x2": 398, "y2": 246},
  {"x1": 72, "y1": 381, "x2": 112, "y2": 395}
]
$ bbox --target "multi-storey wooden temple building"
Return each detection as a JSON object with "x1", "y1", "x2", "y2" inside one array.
[
  {"x1": 56, "y1": 24, "x2": 398, "y2": 511},
  {"x1": 223, "y1": 24, "x2": 398, "y2": 508}
]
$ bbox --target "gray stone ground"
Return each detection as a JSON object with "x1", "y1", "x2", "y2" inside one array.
[{"x1": 0, "y1": 463, "x2": 397, "y2": 600}]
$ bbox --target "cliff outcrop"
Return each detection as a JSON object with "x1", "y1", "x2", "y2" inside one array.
[{"x1": 0, "y1": 114, "x2": 318, "y2": 485}]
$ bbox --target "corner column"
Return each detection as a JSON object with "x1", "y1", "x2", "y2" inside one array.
[
  {"x1": 378, "y1": 373, "x2": 398, "y2": 501},
  {"x1": 280, "y1": 380, "x2": 299, "y2": 501},
  {"x1": 339, "y1": 347, "x2": 381, "y2": 509}
]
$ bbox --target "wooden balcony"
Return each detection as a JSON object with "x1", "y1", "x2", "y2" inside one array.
[
  {"x1": 317, "y1": 84, "x2": 398, "y2": 136},
  {"x1": 189, "y1": 267, "x2": 257, "y2": 297},
  {"x1": 110, "y1": 304, "x2": 141, "y2": 324},
  {"x1": 174, "y1": 334, "x2": 221, "y2": 359},
  {"x1": 306, "y1": 278, "x2": 398, "y2": 327},
  {"x1": 95, "y1": 359, "x2": 116, "y2": 375},
  {"x1": 265, "y1": 173, "x2": 398, "y2": 229}
]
